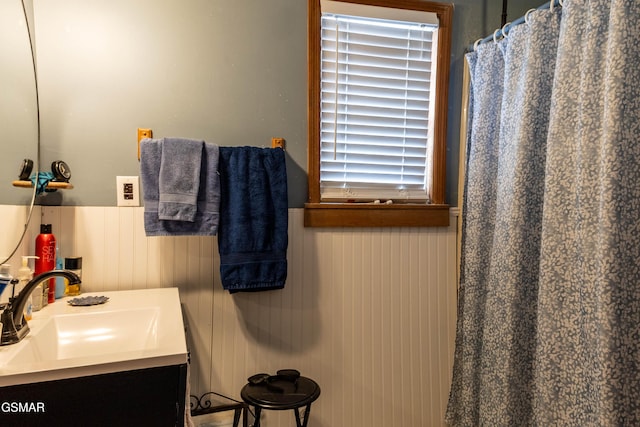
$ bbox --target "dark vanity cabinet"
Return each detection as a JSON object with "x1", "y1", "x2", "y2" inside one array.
[{"x1": 0, "y1": 363, "x2": 188, "y2": 426}]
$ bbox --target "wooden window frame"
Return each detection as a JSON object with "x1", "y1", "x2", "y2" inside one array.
[{"x1": 305, "y1": 0, "x2": 453, "y2": 227}]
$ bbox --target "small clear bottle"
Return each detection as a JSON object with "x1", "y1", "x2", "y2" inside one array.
[
  {"x1": 16, "y1": 256, "x2": 38, "y2": 319},
  {"x1": 32, "y1": 282, "x2": 44, "y2": 312},
  {"x1": 55, "y1": 245, "x2": 65, "y2": 299},
  {"x1": 64, "y1": 257, "x2": 82, "y2": 296},
  {"x1": 0, "y1": 264, "x2": 12, "y2": 299}
]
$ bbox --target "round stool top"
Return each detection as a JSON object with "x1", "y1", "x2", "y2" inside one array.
[{"x1": 241, "y1": 376, "x2": 320, "y2": 410}]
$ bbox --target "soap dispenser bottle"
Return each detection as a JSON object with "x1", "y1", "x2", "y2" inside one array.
[{"x1": 35, "y1": 224, "x2": 56, "y2": 304}]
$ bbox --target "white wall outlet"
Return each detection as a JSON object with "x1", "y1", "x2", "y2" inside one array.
[{"x1": 116, "y1": 176, "x2": 140, "y2": 207}]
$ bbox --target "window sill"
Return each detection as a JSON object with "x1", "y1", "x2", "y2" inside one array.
[{"x1": 304, "y1": 203, "x2": 450, "y2": 228}]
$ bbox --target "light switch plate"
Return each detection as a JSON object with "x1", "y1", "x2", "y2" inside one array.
[{"x1": 116, "y1": 176, "x2": 140, "y2": 207}]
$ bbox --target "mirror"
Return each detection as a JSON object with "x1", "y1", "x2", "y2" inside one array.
[
  {"x1": 1, "y1": 0, "x2": 38, "y2": 205},
  {"x1": 0, "y1": 0, "x2": 39, "y2": 264}
]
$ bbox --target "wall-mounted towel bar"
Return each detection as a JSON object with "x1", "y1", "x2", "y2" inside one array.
[{"x1": 137, "y1": 128, "x2": 284, "y2": 161}]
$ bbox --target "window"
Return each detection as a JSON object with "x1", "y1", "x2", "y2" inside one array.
[{"x1": 306, "y1": 0, "x2": 453, "y2": 227}]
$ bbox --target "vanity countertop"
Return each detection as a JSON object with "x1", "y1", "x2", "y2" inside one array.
[{"x1": 0, "y1": 287, "x2": 188, "y2": 387}]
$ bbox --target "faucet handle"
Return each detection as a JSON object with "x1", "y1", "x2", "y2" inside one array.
[{"x1": 9, "y1": 278, "x2": 19, "y2": 299}]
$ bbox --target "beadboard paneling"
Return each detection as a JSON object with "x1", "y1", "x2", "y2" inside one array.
[
  {"x1": 0, "y1": 204, "x2": 41, "y2": 303},
  {"x1": 39, "y1": 206, "x2": 457, "y2": 427}
]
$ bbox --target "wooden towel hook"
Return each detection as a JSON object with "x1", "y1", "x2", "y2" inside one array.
[
  {"x1": 271, "y1": 137, "x2": 285, "y2": 150},
  {"x1": 137, "y1": 128, "x2": 153, "y2": 160}
]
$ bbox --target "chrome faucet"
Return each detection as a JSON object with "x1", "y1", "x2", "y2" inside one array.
[{"x1": 0, "y1": 270, "x2": 81, "y2": 346}]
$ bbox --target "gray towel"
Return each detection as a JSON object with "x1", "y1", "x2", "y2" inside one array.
[
  {"x1": 159, "y1": 137, "x2": 203, "y2": 222},
  {"x1": 140, "y1": 138, "x2": 220, "y2": 236},
  {"x1": 140, "y1": 137, "x2": 162, "y2": 216}
]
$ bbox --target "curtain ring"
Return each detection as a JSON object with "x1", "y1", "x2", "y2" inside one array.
[
  {"x1": 525, "y1": 8, "x2": 536, "y2": 25},
  {"x1": 501, "y1": 22, "x2": 511, "y2": 38},
  {"x1": 550, "y1": 0, "x2": 555, "y2": 12},
  {"x1": 493, "y1": 29, "x2": 501, "y2": 43},
  {"x1": 559, "y1": 0, "x2": 565, "y2": 5},
  {"x1": 473, "y1": 38, "x2": 483, "y2": 51}
]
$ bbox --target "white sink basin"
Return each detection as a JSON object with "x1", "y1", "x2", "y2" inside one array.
[
  {"x1": 9, "y1": 307, "x2": 160, "y2": 364},
  {"x1": 0, "y1": 288, "x2": 188, "y2": 387}
]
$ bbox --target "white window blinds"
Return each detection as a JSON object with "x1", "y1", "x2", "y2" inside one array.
[{"x1": 320, "y1": 4, "x2": 439, "y2": 202}]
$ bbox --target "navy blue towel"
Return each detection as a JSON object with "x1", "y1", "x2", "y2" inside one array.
[{"x1": 217, "y1": 146, "x2": 288, "y2": 292}]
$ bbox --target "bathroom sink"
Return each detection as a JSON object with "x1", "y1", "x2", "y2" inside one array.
[
  {"x1": 8, "y1": 307, "x2": 159, "y2": 365},
  {"x1": 0, "y1": 287, "x2": 188, "y2": 387}
]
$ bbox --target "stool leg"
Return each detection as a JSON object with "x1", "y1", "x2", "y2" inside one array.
[
  {"x1": 294, "y1": 408, "x2": 303, "y2": 427},
  {"x1": 293, "y1": 404, "x2": 313, "y2": 427},
  {"x1": 253, "y1": 406, "x2": 262, "y2": 427},
  {"x1": 233, "y1": 408, "x2": 241, "y2": 427},
  {"x1": 301, "y1": 403, "x2": 312, "y2": 427}
]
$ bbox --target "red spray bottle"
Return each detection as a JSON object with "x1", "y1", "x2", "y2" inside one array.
[{"x1": 34, "y1": 224, "x2": 56, "y2": 304}]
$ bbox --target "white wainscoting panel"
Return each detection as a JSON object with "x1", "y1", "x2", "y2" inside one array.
[{"x1": 39, "y1": 206, "x2": 458, "y2": 426}]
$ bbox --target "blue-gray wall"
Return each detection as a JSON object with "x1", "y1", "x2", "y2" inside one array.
[{"x1": 1, "y1": 0, "x2": 543, "y2": 207}]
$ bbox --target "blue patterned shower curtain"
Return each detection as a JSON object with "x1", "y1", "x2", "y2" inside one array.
[{"x1": 446, "y1": 1, "x2": 640, "y2": 425}]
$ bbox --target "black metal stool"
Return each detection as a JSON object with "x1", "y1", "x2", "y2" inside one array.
[
  {"x1": 240, "y1": 373, "x2": 320, "y2": 427},
  {"x1": 190, "y1": 391, "x2": 248, "y2": 427}
]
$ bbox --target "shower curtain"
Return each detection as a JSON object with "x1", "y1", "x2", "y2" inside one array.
[{"x1": 446, "y1": 1, "x2": 640, "y2": 425}]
